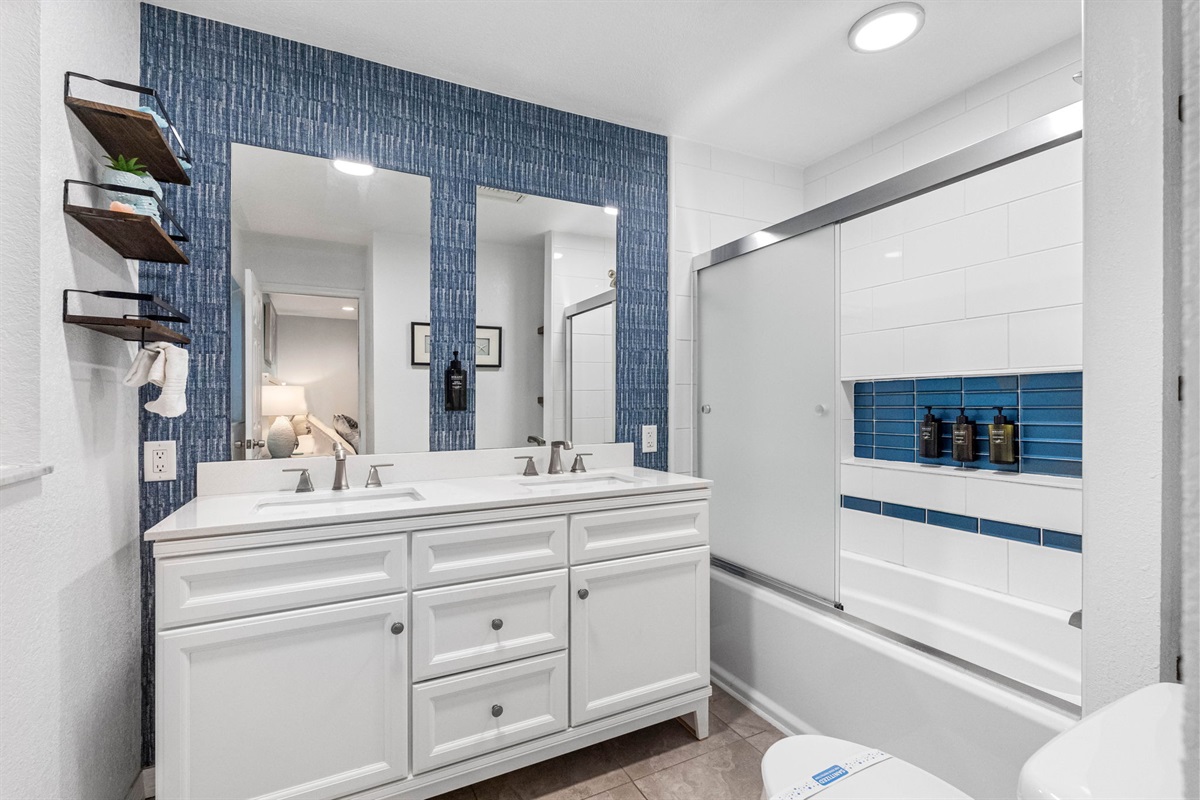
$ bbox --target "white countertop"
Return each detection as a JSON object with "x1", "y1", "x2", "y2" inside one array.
[{"x1": 147, "y1": 467, "x2": 711, "y2": 542}]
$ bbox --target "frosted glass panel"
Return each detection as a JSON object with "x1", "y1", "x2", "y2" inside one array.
[{"x1": 696, "y1": 227, "x2": 838, "y2": 601}]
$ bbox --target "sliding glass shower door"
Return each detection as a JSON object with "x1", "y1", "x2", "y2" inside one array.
[{"x1": 696, "y1": 225, "x2": 839, "y2": 603}]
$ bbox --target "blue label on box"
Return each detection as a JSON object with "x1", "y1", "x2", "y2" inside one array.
[{"x1": 813, "y1": 765, "x2": 848, "y2": 786}]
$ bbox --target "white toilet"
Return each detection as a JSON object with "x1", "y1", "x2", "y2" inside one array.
[{"x1": 760, "y1": 682, "x2": 1186, "y2": 800}]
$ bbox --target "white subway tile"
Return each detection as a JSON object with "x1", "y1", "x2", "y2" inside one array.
[
  {"x1": 965, "y1": 478, "x2": 1083, "y2": 533},
  {"x1": 863, "y1": 186, "x2": 965, "y2": 244},
  {"x1": 673, "y1": 294, "x2": 694, "y2": 341},
  {"x1": 903, "y1": 315, "x2": 1009, "y2": 374},
  {"x1": 1008, "y1": 61, "x2": 1083, "y2": 126},
  {"x1": 711, "y1": 148, "x2": 775, "y2": 182},
  {"x1": 826, "y1": 144, "x2": 904, "y2": 202},
  {"x1": 774, "y1": 163, "x2": 806, "y2": 189},
  {"x1": 670, "y1": 251, "x2": 694, "y2": 297},
  {"x1": 840, "y1": 464, "x2": 875, "y2": 498},
  {"x1": 839, "y1": 216, "x2": 873, "y2": 251},
  {"x1": 964, "y1": 244, "x2": 1082, "y2": 318},
  {"x1": 674, "y1": 163, "x2": 743, "y2": 216},
  {"x1": 1008, "y1": 541, "x2": 1082, "y2": 611},
  {"x1": 672, "y1": 428, "x2": 694, "y2": 474},
  {"x1": 1008, "y1": 183, "x2": 1082, "y2": 255},
  {"x1": 673, "y1": 208, "x2": 711, "y2": 254},
  {"x1": 902, "y1": 97, "x2": 1007, "y2": 170},
  {"x1": 841, "y1": 509, "x2": 905, "y2": 564},
  {"x1": 803, "y1": 177, "x2": 828, "y2": 209},
  {"x1": 671, "y1": 137, "x2": 711, "y2": 169},
  {"x1": 673, "y1": 340, "x2": 693, "y2": 384},
  {"x1": 674, "y1": 383, "x2": 693, "y2": 421},
  {"x1": 902, "y1": 521, "x2": 1009, "y2": 592},
  {"x1": 710, "y1": 214, "x2": 768, "y2": 248},
  {"x1": 841, "y1": 236, "x2": 904, "y2": 292},
  {"x1": 1008, "y1": 305, "x2": 1082, "y2": 369},
  {"x1": 573, "y1": 417, "x2": 606, "y2": 445},
  {"x1": 872, "y1": 270, "x2": 966, "y2": 331},
  {"x1": 964, "y1": 139, "x2": 1082, "y2": 212},
  {"x1": 964, "y1": 37, "x2": 1081, "y2": 109},
  {"x1": 804, "y1": 138, "x2": 875, "y2": 183},
  {"x1": 873, "y1": 467, "x2": 967, "y2": 514},
  {"x1": 871, "y1": 93, "x2": 967, "y2": 153},
  {"x1": 744, "y1": 180, "x2": 805, "y2": 223},
  {"x1": 841, "y1": 330, "x2": 904, "y2": 378},
  {"x1": 902, "y1": 206, "x2": 1008, "y2": 278},
  {"x1": 841, "y1": 288, "x2": 873, "y2": 335}
]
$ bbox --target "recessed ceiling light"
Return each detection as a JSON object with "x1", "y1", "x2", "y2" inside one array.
[
  {"x1": 603, "y1": 206, "x2": 619, "y2": 216},
  {"x1": 333, "y1": 159, "x2": 375, "y2": 177},
  {"x1": 848, "y1": 2, "x2": 925, "y2": 53},
  {"x1": 342, "y1": 305, "x2": 355, "y2": 311}
]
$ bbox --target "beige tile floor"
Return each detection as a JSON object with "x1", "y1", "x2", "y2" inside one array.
[{"x1": 433, "y1": 686, "x2": 787, "y2": 800}]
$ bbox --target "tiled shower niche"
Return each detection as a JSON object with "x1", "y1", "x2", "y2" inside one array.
[{"x1": 852, "y1": 371, "x2": 1082, "y2": 478}]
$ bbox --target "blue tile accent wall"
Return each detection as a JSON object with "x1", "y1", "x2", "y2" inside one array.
[
  {"x1": 138, "y1": 5, "x2": 669, "y2": 765},
  {"x1": 841, "y1": 495, "x2": 1083, "y2": 552},
  {"x1": 853, "y1": 371, "x2": 1082, "y2": 478}
]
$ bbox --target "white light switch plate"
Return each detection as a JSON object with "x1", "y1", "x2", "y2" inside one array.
[
  {"x1": 641, "y1": 425, "x2": 658, "y2": 454},
  {"x1": 144, "y1": 440, "x2": 177, "y2": 482}
]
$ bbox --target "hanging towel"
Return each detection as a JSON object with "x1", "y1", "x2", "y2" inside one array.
[
  {"x1": 144, "y1": 344, "x2": 189, "y2": 418},
  {"x1": 123, "y1": 344, "x2": 166, "y2": 387}
]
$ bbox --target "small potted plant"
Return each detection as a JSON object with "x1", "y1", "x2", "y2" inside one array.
[{"x1": 100, "y1": 155, "x2": 162, "y2": 223}]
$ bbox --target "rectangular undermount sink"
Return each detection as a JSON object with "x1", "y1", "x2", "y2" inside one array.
[
  {"x1": 516, "y1": 473, "x2": 647, "y2": 494},
  {"x1": 254, "y1": 486, "x2": 426, "y2": 515}
]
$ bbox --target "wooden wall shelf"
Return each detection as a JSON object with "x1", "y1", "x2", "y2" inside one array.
[
  {"x1": 64, "y1": 315, "x2": 191, "y2": 345},
  {"x1": 64, "y1": 204, "x2": 189, "y2": 264},
  {"x1": 66, "y1": 98, "x2": 191, "y2": 185}
]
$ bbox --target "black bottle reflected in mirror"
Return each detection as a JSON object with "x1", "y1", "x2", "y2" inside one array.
[{"x1": 445, "y1": 350, "x2": 467, "y2": 411}]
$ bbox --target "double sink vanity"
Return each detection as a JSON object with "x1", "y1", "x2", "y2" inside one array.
[{"x1": 147, "y1": 444, "x2": 712, "y2": 800}]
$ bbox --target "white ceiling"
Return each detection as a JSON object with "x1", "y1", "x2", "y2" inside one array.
[
  {"x1": 476, "y1": 190, "x2": 617, "y2": 248},
  {"x1": 270, "y1": 292, "x2": 359, "y2": 320},
  {"x1": 152, "y1": 0, "x2": 1080, "y2": 168}
]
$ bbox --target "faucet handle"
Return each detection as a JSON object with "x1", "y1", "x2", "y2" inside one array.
[
  {"x1": 282, "y1": 468, "x2": 314, "y2": 493},
  {"x1": 514, "y1": 456, "x2": 538, "y2": 477},
  {"x1": 570, "y1": 453, "x2": 593, "y2": 473},
  {"x1": 365, "y1": 463, "x2": 394, "y2": 489}
]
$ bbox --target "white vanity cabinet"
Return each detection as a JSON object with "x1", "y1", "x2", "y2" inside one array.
[{"x1": 150, "y1": 476, "x2": 710, "y2": 800}]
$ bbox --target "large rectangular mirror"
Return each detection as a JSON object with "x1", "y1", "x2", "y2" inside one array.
[
  {"x1": 475, "y1": 188, "x2": 618, "y2": 448},
  {"x1": 230, "y1": 144, "x2": 432, "y2": 459}
]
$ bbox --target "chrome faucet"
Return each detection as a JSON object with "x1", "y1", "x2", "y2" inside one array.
[
  {"x1": 548, "y1": 440, "x2": 573, "y2": 475},
  {"x1": 527, "y1": 435, "x2": 546, "y2": 446},
  {"x1": 332, "y1": 443, "x2": 350, "y2": 490}
]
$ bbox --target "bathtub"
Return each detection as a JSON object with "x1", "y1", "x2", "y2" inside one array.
[{"x1": 711, "y1": 567, "x2": 1078, "y2": 800}]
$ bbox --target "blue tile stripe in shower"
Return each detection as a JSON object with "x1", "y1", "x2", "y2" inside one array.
[
  {"x1": 841, "y1": 495, "x2": 1083, "y2": 552},
  {"x1": 853, "y1": 372, "x2": 1082, "y2": 478}
]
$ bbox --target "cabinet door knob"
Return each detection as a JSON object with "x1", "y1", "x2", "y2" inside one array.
[
  {"x1": 491, "y1": 704, "x2": 504, "y2": 718},
  {"x1": 491, "y1": 618, "x2": 504, "y2": 630},
  {"x1": 390, "y1": 622, "x2": 405, "y2": 635},
  {"x1": 700, "y1": 405, "x2": 712, "y2": 414},
  {"x1": 577, "y1": 588, "x2": 589, "y2": 599}
]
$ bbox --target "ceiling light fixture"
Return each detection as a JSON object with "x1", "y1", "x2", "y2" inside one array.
[
  {"x1": 603, "y1": 206, "x2": 619, "y2": 216},
  {"x1": 848, "y1": 2, "x2": 925, "y2": 53},
  {"x1": 333, "y1": 159, "x2": 375, "y2": 177}
]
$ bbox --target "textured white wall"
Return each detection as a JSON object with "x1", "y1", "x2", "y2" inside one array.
[
  {"x1": 0, "y1": 1, "x2": 143, "y2": 799},
  {"x1": 1082, "y1": 0, "x2": 1184, "y2": 714},
  {"x1": 274, "y1": 315, "x2": 360, "y2": 430}
]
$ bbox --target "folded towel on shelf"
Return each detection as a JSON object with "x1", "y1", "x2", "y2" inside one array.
[{"x1": 144, "y1": 343, "x2": 189, "y2": 418}]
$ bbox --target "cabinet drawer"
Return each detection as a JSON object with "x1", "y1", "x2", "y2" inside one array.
[
  {"x1": 157, "y1": 533, "x2": 408, "y2": 628},
  {"x1": 411, "y1": 517, "x2": 567, "y2": 588},
  {"x1": 412, "y1": 570, "x2": 567, "y2": 681},
  {"x1": 412, "y1": 652, "x2": 568, "y2": 774},
  {"x1": 569, "y1": 502, "x2": 708, "y2": 564}
]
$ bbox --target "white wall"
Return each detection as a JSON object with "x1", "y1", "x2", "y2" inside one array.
[
  {"x1": 476, "y1": 239, "x2": 543, "y2": 449},
  {"x1": 238, "y1": 230, "x2": 367, "y2": 293},
  {"x1": 368, "y1": 232, "x2": 430, "y2": 453},
  {"x1": 668, "y1": 139, "x2": 806, "y2": 474},
  {"x1": 274, "y1": 315, "x2": 359, "y2": 429},
  {"x1": 1082, "y1": 0, "x2": 1184, "y2": 713},
  {"x1": 0, "y1": 2, "x2": 144, "y2": 798}
]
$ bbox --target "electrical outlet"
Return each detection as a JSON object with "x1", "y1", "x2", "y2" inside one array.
[
  {"x1": 641, "y1": 425, "x2": 658, "y2": 454},
  {"x1": 144, "y1": 440, "x2": 177, "y2": 482}
]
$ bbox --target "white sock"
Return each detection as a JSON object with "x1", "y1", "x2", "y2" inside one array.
[{"x1": 144, "y1": 345, "x2": 189, "y2": 418}]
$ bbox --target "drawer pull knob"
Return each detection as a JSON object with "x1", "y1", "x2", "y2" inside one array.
[
  {"x1": 491, "y1": 618, "x2": 504, "y2": 630},
  {"x1": 491, "y1": 704, "x2": 504, "y2": 718},
  {"x1": 577, "y1": 588, "x2": 589, "y2": 599},
  {"x1": 390, "y1": 622, "x2": 405, "y2": 635}
]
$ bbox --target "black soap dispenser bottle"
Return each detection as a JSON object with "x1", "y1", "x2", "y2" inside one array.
[
  {"x1": 919, "y1": 406, "x2": 941, "y2": 458},
  {"x1": 444, "y1": 350, "x2": 467, "y2": 411},
  {"x1": 989, "y1": 406, "x2": 1017, "y2": 464},
  {"x1": 951, "y1": 407, "x2": 976, "y2": 463}
]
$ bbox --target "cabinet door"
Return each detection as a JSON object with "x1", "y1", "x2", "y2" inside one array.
[
  {"x1": 570, "y1": 547, "x2": 709, "y2": 725},
  {"x1": 157, "y1": 595, "x2": 409, "y2": 800}
]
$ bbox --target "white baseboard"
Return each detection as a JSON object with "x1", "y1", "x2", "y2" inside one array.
[
  {"x1": 122, "y1": 767, "x2": 155, "y2": 800},
  {"x1": 711, "y1": 664, "x2": 816, "y2": 738}
]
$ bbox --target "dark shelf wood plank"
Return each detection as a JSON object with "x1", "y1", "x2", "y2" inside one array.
[
  {"x1": 64, "y1": 314, "x2": 190, "y2": 345},
  {"x1": 65, "y1": 97, "x2": 191, "y2": 185},
  {"x1": 64, "y1": 205, "x2": 189, "y2": 264}
]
